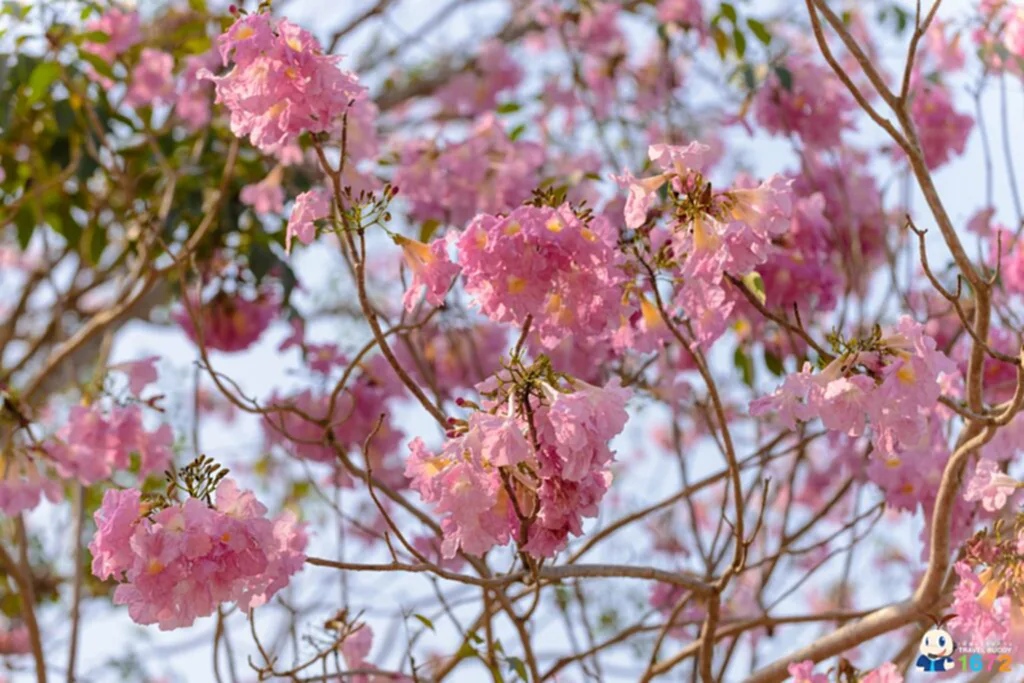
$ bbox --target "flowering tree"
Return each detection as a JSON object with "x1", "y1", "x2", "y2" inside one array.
[{"x1": 0, "y1": 0, "x2": 1022, "y2": 681}]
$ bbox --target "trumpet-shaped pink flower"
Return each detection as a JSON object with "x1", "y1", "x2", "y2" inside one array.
[
  {"x1": 964, "y1": 459, "x2": 1019, "y2": 511},
  {"x1": 91, "y1": 479, "x2": 307, "y2": 630},
  {"x1": 397, "y1": 236, "x2": 460, "y2": 311},
  {"x1": 286, "y1": 188, "x2": 332, "y2": 252}
]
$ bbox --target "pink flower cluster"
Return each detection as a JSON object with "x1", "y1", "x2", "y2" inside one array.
[
  {"x1": 82, "y1": 7, "x2": 141, "y2": 64},
  {"x1": 752, "y1": 317, "x2": 957, "y2": 510},
  {"x1": 0, "y1": 452, "x2": 61, "y2": 516},
  {"x1": 393, "y1": 114, "x2": 544, "y2": 227},
  {"x1": 263, "y1": 356, "x2": 406, "y2": 487},
  {"x1": 436, "y1": 40, "x2": 522, "y2": 116},
  {"x1": 907, "y1": 80, "x2": 973, "y2": 170},
  {"x1": 46, "y1": 403, "x2": 173, "y2": 486},
  {"x1": 89, "y1": 482, "x2": 307, "y2": 630},
  {"x1": 949, "y1": 561, "x2": 1009, "y2": 645},
  {"x1": 406, "y1": 378, "x2": 630, "y2": 558},
  {"x1": 791, "y1": 151, "x2": 888, "y2": 291},
  {"x1": 754, "y1": 55, "x2": 856, "y2": 148},
  {"x1": 125, "y1": 48, "x2": 175, "y2": 108},
  {"x1": 964, "y1": 459, "x2": 1019, "y2": 512},
  {"x1": 175, "y1": 289, "x2": 279, "y2": 353},
  {"x1": 200, "y1": 13, "x2": 372, "y2": 153},
  {"x1": 456, "y1": 204, "x2": 625, "y2": 348},
  {"x1": 974, "y1": 1, "x2": 1024, "y2": 74},
  {"x1": 758, "y1": 192, "x2": 841, "y2": 314},
  {"x1": 618, "y1": 142, "x2": 794, "y2": 348},
  {"x1": 175, "y1": 50, "x2": 220, "y2": 131}
]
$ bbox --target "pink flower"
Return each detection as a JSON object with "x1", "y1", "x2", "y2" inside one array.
[
  {"x1": 964, "y1": 458, "x2": 1019, "y2": 511},
  {"x1": 397, "y1": 236, "x2": 460, "y2": 312},
  {"x1": 657, "y1": 0, "x2": 704, "y2": 29},
  {"x1": 90, "y1": 488, "x2": 143, "y2": 581},
  {"x1": 0, "y1": 450, "x2": 61, "y2": 516},
  {"x1": 175, "y1": 290, "x2": 279, "y2": 353},
  {"x1": 818, "y1": 375, "x2": 874, "y2": 436},
  {"x1": 200, "y1": 13, "x2": 373, "y2": 154},
  {"x1": 754, "y1": 54, "x2": 855, "y2": 148},
  {"x1": 949, "y1": 561, "x2": 1008, "y2": 644},
  {"x1": 240, "y1": 168, "x2": 285, "y2": 215},
  {"x1": 394, "y1": 114, "x2": 544, "y2": 227},
  {"x1": 437, "y1": 40, "x2": 522, "y2": 116},
  {"x1": 405, "y1": 378, "x2": 629, "y2": 559},
  {"x1": 286, "y1": 188, "x2": 331, "y2": 253},
  {"x1": 46, "y1": 404, "x2": 171, "y2": 486},
  {"x1": 125, "y1": 49, "x2": 175, "y2": 108},
  {"x1": 110, "y1": 356, "x2": 160, "y2": 397},
  {"x1": 92, "y1": 479, "x2": 307, "y2": 630},
  {"x1": 787, "y1": 660, "x2": 828, "y2": 683},
  {"x1": 906, "y1": 81, "x2": 973, "y2": 170},
  {"x1": 926, "y1": 19, "x2": 965, "y2": 71},
  {"x1": 861, "y1": 662, "x2": 903, "y2": 683},
  {"x1": 342, "y1": 623, "x2": 374, "y2": 669},
  {"x1": 0, "y1": 623, "x2": 29, "y2": 656},
  {"x1": 456, "y1": 204, "x2": 626, "y2": 349},
  {"x1": 175, "y1": 50, "x2": 219, "y2": 131},
  {"x1": 82, "y1": 8, "x2": 141, "y2": 64},
  {"x1": 470, "y1": 412, "x2": 532, "y2": 467}
]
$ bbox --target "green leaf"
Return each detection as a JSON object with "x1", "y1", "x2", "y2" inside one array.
[
  {"x1": 747, "y1": 18, "x2": 771, "y2": 45},
  {"x1": 775, "y1": 65, "x2": 793, "y2": 92},
  {"x1": 740, "y1": 63, "x2": 756, "y2": 91},
  {"x1": 507, "y1": 656, "x2": 529, "y2": 682},
  {"x1": 496, "y1": 101, "x2": 521, "y2": 114},
  {"x1": 73, "y1": 30, "x2": 111, "y2": 44},
  {"x1": 733, "y1": 29, "x2": 747, "y2": 59},
  {"x1": 712, "y1": 26, "x2": 729, "y2": 60},
  {"x1": 419, "y1": 219, "x2": 441, "y2": 243},
  {"x1": 764, "y1": 350, "x2": 785, "y2": 376},
  {"x1": 720, "y1": 2, "x2": 737, "y2": 24},
  {"x1": 508, "y1": 123, "x2": 527, "y2": 141},
  {"x1": 26, "y1": 61, "x2": 60, "y2": 104},
  {"x1": 413, "y1": 614, "x2": 435, "y2": 632},
  {"x1": 79, "y1": 50, "x2": 115, "y2": 80},
  {"x1": 15, "y1": 205, "x2": 34, "y2": 250},
  {"x1": 81, "y1": 224, "x2": 106, "y2": 266},
  {"x1": 733, "y1": 347, "x2": 754, "y2": 387},
  {"x1": 742, "y1": 271, "x2": 766, "y2": 305}
]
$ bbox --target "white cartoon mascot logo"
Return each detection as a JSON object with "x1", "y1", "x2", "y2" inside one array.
[{"x1": 915, "y1": 615, "x2": 956, "y2": 673}]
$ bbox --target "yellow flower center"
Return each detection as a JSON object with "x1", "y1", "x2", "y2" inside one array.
[{"x1": 507, "y1": 276, "x2": 526, "y2": 294}]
